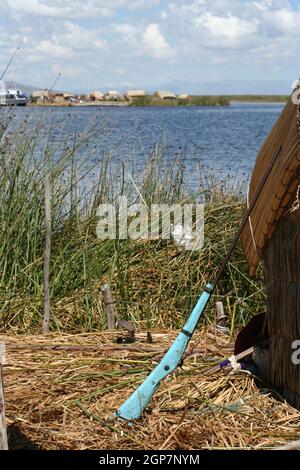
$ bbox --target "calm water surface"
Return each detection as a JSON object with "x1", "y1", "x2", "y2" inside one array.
[{"x1": 6, "y1": 103, "x2": 284, "y2": 189}]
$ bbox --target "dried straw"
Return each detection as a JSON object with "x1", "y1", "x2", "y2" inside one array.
[{"x1": 1, "y1": 327, "x2": 300, "y2": 450}]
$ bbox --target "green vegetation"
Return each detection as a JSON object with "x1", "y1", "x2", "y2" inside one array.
[
  {"x1": 227, "y1": 95, "x2": 289, "y2": 103},
  {"x1": 0, "y1": 115, "x2": 266, "y2": 334},
  {"x1": 129, "y1": 94, "x2": 289, "y2": 106},
  {"x1": 130, "y1": 95, "x2": 230, "y2": 107}
]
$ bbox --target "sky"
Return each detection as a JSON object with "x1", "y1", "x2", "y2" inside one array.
[{"x1": 1, "y1": 0, "x2": 300, "y2": 92}]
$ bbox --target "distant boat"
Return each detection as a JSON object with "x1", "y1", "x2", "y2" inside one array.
[
  {"x1": 0, "y1": 81, "x2": 28, "y2": 106},
  {"x1": 0, "y1": 47, "x2": 28, "y2": 106}
]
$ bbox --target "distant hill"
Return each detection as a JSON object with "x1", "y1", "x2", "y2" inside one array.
[
  {"x1": 2, "y1": 79, "x2": 294, "y2": 97},
  {"x1": 156, "y1": 80, "x2": 293, "y2": 96},
  {"x1": 3, "y1": 81, "x2": 40, "y2": 95},
  {"x1": 77, "y1": 80, "x2": 293, "y2": 96},
  {"x1": 3, "y1": 81, "x2": 69, "y2": 96}
]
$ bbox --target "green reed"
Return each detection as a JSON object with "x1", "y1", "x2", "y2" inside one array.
[{"x1": 0, "y1": 112, "x2": 266, "y2": 333}]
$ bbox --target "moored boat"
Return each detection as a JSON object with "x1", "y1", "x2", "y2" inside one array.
[{"x1": 0, "y1": 81, "x2": 28, "y2": 106}]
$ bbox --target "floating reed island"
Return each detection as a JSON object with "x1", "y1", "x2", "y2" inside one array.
[
  {"x1": 29, "y1": 87, "x2": 288, "y2": 107},
  {"x1": 2, "y1": 101, "x2": 300, "y2": 450}
]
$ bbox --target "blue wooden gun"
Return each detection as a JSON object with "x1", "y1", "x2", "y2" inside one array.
[{"x1": 116, "y1": 146, "x2": 282, "y2": 421}]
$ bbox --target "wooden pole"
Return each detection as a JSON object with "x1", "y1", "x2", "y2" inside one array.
[
  {"x1": 0, "y1": 343, "x2": 8, "y2": 450},
  {"x1": 215, "y1": 301, "x2": 229, "y2": 334},
  {"x1": 204, "y1": 347, "x2": 254, "y2": 376},
  {"x1": 216, "y1": 301, "x2": 225, "y2": 324},
  {"x1": 101, "y1": 284, "x2": 116, "y2": 329},
  {"x1": 43, "y1": 174, "x2": 51, "y2": 333}
]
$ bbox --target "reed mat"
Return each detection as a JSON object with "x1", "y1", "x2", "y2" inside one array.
[{"x1": 1, "y1": 327, "x2": 300, "y2": 450}]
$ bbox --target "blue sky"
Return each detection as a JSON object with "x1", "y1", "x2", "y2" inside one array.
[{"x1": 1, "y1": 0, "x2": 300, "y2": 92}]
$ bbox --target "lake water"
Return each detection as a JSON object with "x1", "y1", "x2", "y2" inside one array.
[{"x1": 7, "y1": 103, "x2": 284, "y2": 190}]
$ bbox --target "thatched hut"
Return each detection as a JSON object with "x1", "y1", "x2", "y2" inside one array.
[
  {"x1": 104, "y1": 90, "x2": 122, "y2": 101},
  {"x1": 126, "y1": 90, "x2": 146, "y2": 99},
  {"x1": 31, "y1": 90, "x2": 49, "y2": 99},
  {"x1": 89, "y1": 91, "x2": 104, "y2": 101},
  {"x1": 155, "y1": 90, "x2": 176, "y2": 100},
  {"x1": 241, "y1": 96, "x2": 300, "y2": 408},
  {"x1": 63, "y1": 93, "x2": 76, "y2": 99},
  {"x1": 31, "y1": 90, "x2": 49, "y2": 102},
  {"x1": 177, "y1": 94, "x2": 190, "y2": 100},
  {"x1": 51, "y1": 92, "x2": 65, "y2": 103}
]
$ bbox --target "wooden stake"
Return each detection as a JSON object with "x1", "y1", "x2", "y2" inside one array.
[
  {"x1": 215, "y1": 301, "x2": 230, "y2": 335},
  {"x1": 43, "y1": 174, "x2": 51, "y2": 333},
  {"x1": 216, "y1": 301, "x2": 225, "y2": 323},
  {"x1": 0, "y1": 343, "x2": 8, "y2": 450},
  {"x1": 118, "y1": 319, "x2": 135, "y2": 342},
  {"x1": 101, "y1": 284, "x2": 116, "y2": 329}
]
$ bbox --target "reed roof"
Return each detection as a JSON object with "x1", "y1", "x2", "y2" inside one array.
[
  {"x1": 90, "y1": 91, "x2": 104, "y2": 100},
  {"x1": 155, "y1": 90, "x2": 176, "y2": 100},
  {"x1": 241, "y1": 97, "x2": 300, "y2": 277},
  {"x1": 126, "y1": 90, "x2": 146, "y2": 98}
]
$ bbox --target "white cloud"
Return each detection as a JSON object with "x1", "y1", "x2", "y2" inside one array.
[
  {"x1": 4, "y1": 0, "x2": 161, "y2": 19},
  {"x1": 37, "y1": 40, "x2": 73, "y2": 59},
  {"x1": 60, "y1": 22, "x2": 107, "y2": 50},
  {"x1": 127, "y1": 0, "x2": 160, "y2": 10},
  {"x1": 194, "y1": 13, "x2": 258, "y2": 47},
  {"x1": 142, "y1": 23, "x2": 176, "y2": 59},
  {"x1": 265, "y1": 9, "x2": 300, "y2": 35},
  {"x1": 253, "y1": 0, "x2": 272, "y2": 12},
  {"x1": 1, "y1": 0, "x2": 300, "y2": 89},
  {"x1": 114, "y1": 24, "x2": 140, "y2": 44},
  {"x1": 5, "y1": 0, "x2": 65, "y2": 17}
]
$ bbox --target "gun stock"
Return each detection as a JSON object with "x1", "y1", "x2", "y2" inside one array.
[{"x1": 116, "y1": 285, "x2": 212, "y2": 420}]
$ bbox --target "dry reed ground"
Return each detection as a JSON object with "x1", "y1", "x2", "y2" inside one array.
[{"x1": 1, "y1": 327, "x2": 300, "y2": 450}]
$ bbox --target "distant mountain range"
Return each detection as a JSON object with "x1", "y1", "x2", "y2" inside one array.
[
  {"x1": 3, "y1": 79, "x2": 294, "y2": 96},
  {"x1": 3, "y1": 81, "x2": 39, "y2": 95},
  {"x1": 78, "y1": 79, "x2": 294, "y2": 96},
  {"x1": 154, "y1": 80, "x2": 293, "y2": 95}
]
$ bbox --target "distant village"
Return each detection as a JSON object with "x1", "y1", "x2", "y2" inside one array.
[{"x1": 30, "y1": 88, "x2": 190, "y2": 106}]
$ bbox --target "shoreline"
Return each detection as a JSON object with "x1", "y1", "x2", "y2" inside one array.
[
  {"x1": 230, "y1": 100, "x2": 286, "y2": 105},
  {"x1": 27, "y1": 95, "x2": 289, "y2": 108},
  {"x1": 28, "y1": 101, "x2": 131, "y2": 107}
]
